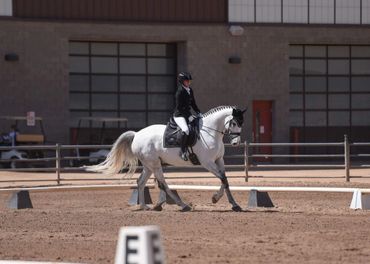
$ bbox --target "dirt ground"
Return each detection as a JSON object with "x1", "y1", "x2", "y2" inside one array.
[{"x1": 1, "y1": 169, "x2": 370, "y2": 263}]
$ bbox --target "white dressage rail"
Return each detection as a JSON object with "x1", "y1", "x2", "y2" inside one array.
[
  {"x1": 1, "y1": 184, "x2": 369, "y2": 196},
  {"x1": 1, "y1": 184, "x2": 370, "y2": 210},
  {"x1": 2, "y1": 184, "x2": 368, "y2": 193},
  {"x1": 168, "y1": 184, "x2": 370, "y2": 193},
  {"x1": 169, "y1": 185, "x2": 370, "y2": 193},
  {"x1": 0, "y1": 184, "x2": 153, "y2": 193},
  {"x1": 167, "y1": 184, "x2": 370, "y2": 210}
]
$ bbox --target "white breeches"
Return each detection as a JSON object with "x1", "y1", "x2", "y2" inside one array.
[{"x1": 174, "y1": 116, "x2": 189, "y2": 135}]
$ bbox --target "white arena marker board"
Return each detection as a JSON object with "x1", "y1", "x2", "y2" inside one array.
[{"x1": 115, "y1": 226, "x2": 165, "y2": 264}]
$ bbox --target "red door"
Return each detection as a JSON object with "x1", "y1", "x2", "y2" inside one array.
[{"x1": 252, "y1": 101, "x2": 273, "y2": 161}]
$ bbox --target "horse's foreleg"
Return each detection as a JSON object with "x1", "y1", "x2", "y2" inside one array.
[
  {"x1": 136, "y1": 167, "x2": 152, "y2": 210},
  {"x1": 222, "y1": 176, "x2": 242, "y2": 212},
  {"x1": 203, "y1": 161, "x2": 242, "y2": 212},
  {"x1": 212, "y1": 158, "x2": 226, "y2": 204},
  {"x1": 212, "y1": 185, "x2": 225, "y2": 204},
  {"x1": 153, "y1": 167, "x2": 191, "y2": 212}
]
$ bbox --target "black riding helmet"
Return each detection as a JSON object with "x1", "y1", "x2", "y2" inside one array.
[{"x1": 178, "y1": 72, "x2": 192, "y2": 85}]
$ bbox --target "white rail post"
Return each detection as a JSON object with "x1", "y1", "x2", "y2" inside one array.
[
  {"x1": 244, "y1": 141, "x2": 249, "y2": 182},
  {"x1": 344, "y1": 135, "x2": 350, "y2": 182},
  {"x1": 56, "y1": 143, "x2": 61, "y2": 185}
]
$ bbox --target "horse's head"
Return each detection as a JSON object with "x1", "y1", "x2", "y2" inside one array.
[{"x1": 225, "y1": 107, "x2": 247, "y2": 146}]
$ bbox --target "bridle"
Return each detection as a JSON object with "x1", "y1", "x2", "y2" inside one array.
[{"x1": 202, "y1": 118, "x2": 242, "y2": 140}]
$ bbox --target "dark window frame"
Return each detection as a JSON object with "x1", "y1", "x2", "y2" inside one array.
[
  {"x1": 69, "y1": 41, "x2": 177, "y2": 130},
  {"x1": 289, "y1": 44, "x2": 370, "y2": 142}
]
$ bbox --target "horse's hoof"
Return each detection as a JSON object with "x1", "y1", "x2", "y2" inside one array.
[
  {"x1": 212, "y1": 195, "x2": 219, "y2": 204},
  {"x1": 232, "y1": 205, "x2": 242, "y2": 212},
  {"x1": 180, "y1": 205, "x2": 192, "y2": 212},
  {"x1": 153, "y1": 204, "x2": 163, "y2": 211},
  {"x1": 131, "y1": 205, "x2": 151, "y2": 211},
  {"x1": 140, "y1": 205, "x2": 151, "y2": 211}
]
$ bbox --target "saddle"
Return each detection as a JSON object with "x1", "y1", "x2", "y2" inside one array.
[
  {"x1": 163, "y1": 116, "x2": 200, "y2": 149},
  {"x1": 163, "y1": 116, "x2": 201, "y2": 165}
]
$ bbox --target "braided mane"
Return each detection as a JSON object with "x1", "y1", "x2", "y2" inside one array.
[{"x1": 203, "y1": 106, "x2": 235, "y2": 117}]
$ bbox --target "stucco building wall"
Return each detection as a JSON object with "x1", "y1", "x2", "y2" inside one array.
[{"x1": 1, "y1": 19, "x2": 370, "y2": 143}]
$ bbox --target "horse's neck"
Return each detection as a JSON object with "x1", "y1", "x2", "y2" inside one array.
[{"x1": 203, "y1": 108, "x2": 232, "y2": 134}]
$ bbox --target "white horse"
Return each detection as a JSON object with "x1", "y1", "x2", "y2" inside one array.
[{"x1": 86, "y1": 106, "x2": 246, "y2": 212}]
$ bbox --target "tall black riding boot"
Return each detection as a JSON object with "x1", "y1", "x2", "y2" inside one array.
[{"x1": 180, "y1": 132, "x2": 188, "y2": 161}]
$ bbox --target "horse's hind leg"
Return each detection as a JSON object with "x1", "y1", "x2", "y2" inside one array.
[
  {"x1": 153, "y1": 181, "x2": 166, "y2": 211},
  {"x1": 137, "y1": 166, "x2": 152, "y2": 210},
  {"x1": 152, "y1": 167, "x2": 191, "y2": 212}
]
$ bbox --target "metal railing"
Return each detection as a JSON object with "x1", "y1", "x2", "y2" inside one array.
[
  {"x1": 244, "y1": 135, "x2": 370, "y2": 182},
  {"x1": 1, "y1": 135, "x2": 370, "y2": 184},
  {"x1": 0, "y1": 143, "x2": 246, "y2": 184}
]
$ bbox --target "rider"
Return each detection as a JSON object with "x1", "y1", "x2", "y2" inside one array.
[{"x1": 173, "y1": 72, "x2": 202, "y2": 161}]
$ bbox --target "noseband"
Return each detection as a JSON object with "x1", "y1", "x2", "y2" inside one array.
[
  {"x1": 202, "y1": 118, "x2": 241, "y2": 140},
  {"x1": 225, "y1": 119, "x2": 241, "y2": 140}
]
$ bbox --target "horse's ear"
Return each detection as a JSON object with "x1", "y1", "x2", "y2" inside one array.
[
  {"x1": 242, "y1": 108, "x2": 248, "y2": 114},
  {"x1": 232, "y1": 108, "x2": 236, "y2": 115}
]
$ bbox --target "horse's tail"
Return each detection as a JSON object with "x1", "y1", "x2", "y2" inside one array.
[{"x1": 84, "y1": 131, "x2": 138, "y2": 177}]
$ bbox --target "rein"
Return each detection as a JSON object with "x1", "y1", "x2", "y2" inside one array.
[
  {"x1": 201, "y1": 119, "x2": 241, "y2": 138},
  {"x1": 201, "y1": 125, "x2": 226, "y2": 135}
]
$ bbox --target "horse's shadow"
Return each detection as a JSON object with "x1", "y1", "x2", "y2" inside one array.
[
  {"x1": 189, "y1": 209, "x2": 281, "y2": 213},
  {"x1": 160, "y1": 204, "x2": 282, "y2": 213}
]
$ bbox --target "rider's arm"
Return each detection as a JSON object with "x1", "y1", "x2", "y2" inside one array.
[
  {"x1": 174, "y1": 88, "x2": 186, "y2": 116},
  {"x1": 190, "y1": 89, "x2": 201, "y2": 114}
]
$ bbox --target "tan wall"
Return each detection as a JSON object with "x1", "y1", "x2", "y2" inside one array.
[{"x1": 1, "y1": 19, "x2": 370, "y2": 143}]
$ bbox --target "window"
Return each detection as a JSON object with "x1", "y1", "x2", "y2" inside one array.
[
  {"x1": 329, "y1": 111, "x2": 350, "y2": 125},
  {"x1": 283, "y1": 0, "x2": 308, "y2": 23},
  {"x1": 256, "y1": 0, "x2": 281, "y2": 23},
  {"x1": 336, "y1": 0, "x2": 361, "y2": 24},
  {"x1": 0, "y1": 0, "x2": 12, "y2": 16},
  {"x1": 289, "y1": 44, "x2": 370, "y2": 143},
  {"x1": 69, "y1": 41, "x2": 177, "y2": 129},
  {"x1": 305, "y1": 94, "x2": 326, "y2": 109},
  {"x1": 228, "y1": 0, "x2": 254, "y2": 22},
  {"x1": 363, "y1": 0, "x2": 370, "y2": 24},
  {"x1": 290, "y1": 94, "x2": 303, "y2": 109},
  {"x1": 305, "y1": 59, "x2": 326, "y2": 75},
  {"x1": 228, "y1": 0, "x2": 369, "y2": 25},
  {"x1": 328, "y1": 59, "x2": 349, "y2": 75},
  {"x1": 352, "y1": 77, "x2": 370, "y2": 92},
  {"x1": 290, "y1": 77, "x2": 303, "y2": 92},
  {"x1": 328, "y1": 77, "x2": 350, "y2": 92},
  {"x1": 305, "y1": 77, "x2": 326, "y2": 92}
]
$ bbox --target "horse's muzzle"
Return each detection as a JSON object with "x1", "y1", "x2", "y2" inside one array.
[{"x1": 231, "y1": 136, "x2": 241, "y2": 146}]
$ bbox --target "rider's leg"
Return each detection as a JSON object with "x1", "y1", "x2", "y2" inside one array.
[
  {"x1": 179, "y1": 132, "x2": 188, "y2": 161},
  {"x1": 173, "y1": 117, "x2": 189, "y2": 161}
]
